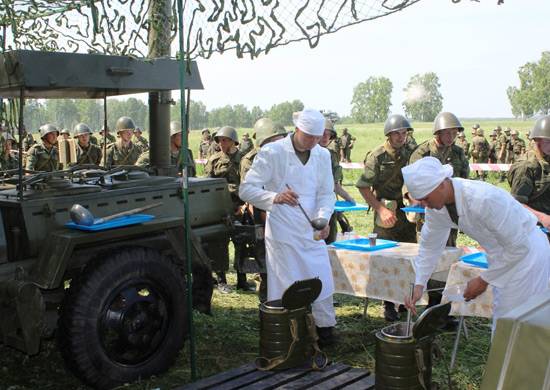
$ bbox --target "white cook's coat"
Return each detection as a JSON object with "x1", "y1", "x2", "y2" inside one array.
[
  {"x1": 414, "y1": 178, "x2": 550, "y2": 321},
  {"x1": 239, "y1": 135, "x2": 336, "y2": 302}
]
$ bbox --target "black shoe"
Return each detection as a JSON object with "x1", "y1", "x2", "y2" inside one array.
[
  {"x1": 236, "y1": 273, "x2": 256, "y2": 291},
  {"x1": 217, "y1": 283, "x2": 232, "y2": 294},
  {"x1": 316, "y1": 326, "x2": 336, "y2": 348},
  {"x1": 384, "y1": 302, "x2": 399, "y2": 322}
]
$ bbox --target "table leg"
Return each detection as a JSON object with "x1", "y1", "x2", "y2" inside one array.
[
  {"x1": 450, "y1": 316, "x2": 465, "y2": 370},
  {"x1": 363, "y1": 297, "x2": 369, "y2": 318}
]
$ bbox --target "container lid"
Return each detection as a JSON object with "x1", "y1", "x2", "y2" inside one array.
[
  {"x1": 281, "y1": 278, "x2": 322, "y2": 311},
  {"x1": 412, "y1": 302, "x2": 451, "y2": 340}
]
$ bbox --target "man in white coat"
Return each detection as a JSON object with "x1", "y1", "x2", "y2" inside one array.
[
  {"x1": 239, "y1": 109, "x2": 337, "y2": 345},
  {"x1": 403, "y1": 157, "x2": 550, "y2": 331}
]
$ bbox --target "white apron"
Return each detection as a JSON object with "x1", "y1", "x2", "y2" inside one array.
[{"x1": 264, "y1": 151, "x2": 334, "y2": 303}]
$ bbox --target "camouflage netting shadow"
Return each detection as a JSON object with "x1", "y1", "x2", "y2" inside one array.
[{"x1": 0, "y1": 0, "x2": 423, "y2": 59}]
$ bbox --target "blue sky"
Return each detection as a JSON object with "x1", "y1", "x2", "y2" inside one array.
[{"x1": 187, "y1": 0, "x2": 549, "y2": 118}]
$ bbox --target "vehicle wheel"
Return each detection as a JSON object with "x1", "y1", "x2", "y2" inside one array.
[{"x1": 57, "y1": 247, "x2": 188, "y2": 389}]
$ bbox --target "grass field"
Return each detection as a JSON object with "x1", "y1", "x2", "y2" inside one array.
[{"x1": 0, "y1": 119, "x2": 527, "y2": 389}]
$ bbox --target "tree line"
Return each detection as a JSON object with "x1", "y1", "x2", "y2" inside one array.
[{"x1": 10, "y1": 97, "x2": 305, "y2": 134}]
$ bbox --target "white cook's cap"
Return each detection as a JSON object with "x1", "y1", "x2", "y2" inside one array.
[
  {"x1": 402, "y1": 157, "x2": 453, "y2": 200},
  {"x1": 292, "y1": 108, "x2": 325, "y2": 137}
]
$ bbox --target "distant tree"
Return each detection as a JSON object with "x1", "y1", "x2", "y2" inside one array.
[
  {"x1": 402, "y1": 72, "x2": 443, "y2": 122},
  {"x1": 351, "y1": 76, "x2": 392, "y2": 123},
  {"x1": 507, "y1": 52, "x2": 550, "y2": 117},
  {"x1": 23, "y1": 100, "x2": 46, "y2": 133},
  {"x1": 173, "y1": 100, "x2": 208, "y2": 130},
  {"x1": 321, "y1": 109, "x2": 340, "y2": 123},
  {"x1": 233, "y1": 104, "x2": 252, "y2": 127},
  {"x1": 44, "y1": 99, "x2": 80, "y2": 130},
  {"x1": 74, "y1": 100, "x2": 104, "y2": 130},
  {"x1": 250, "y1": 106, "x2": 264, "y2": 123},
  {"x1": 268, "y1": 100, "x2": 304, "y2": 126},
  {"x1": 208, "y1": 105, "x2": 236, "y2": 128}
]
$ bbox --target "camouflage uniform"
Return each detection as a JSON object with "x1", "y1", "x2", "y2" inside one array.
[
  {"x1": 206, "y1": 141, "x2": 220, "y2": 158},
  {"x1": 98, "y1": 133, "x2": 117, "y2": 149},
  {"x1": 136, "y1": 149, "x2": 196, "y2": 177},
  {"x1": 508, "y1": 154, "x2": 550, "y2": 221},
  {"x1": 455, "y1": 136, "x2": 470, "y2": 159},
  {"x1": 510, "y1": 137, "x2": 526, "y2": 163},
  {"x1": 204, "y1": 149, "x2": 242, "y2": 208},
  {"x1": 471, "y1": 133, "x2": 490, "y2": 179},
  {"x1": 405, "y1": 132, "x2": 418, "y2": 153},
  {"x1": 133, "y1": 134, "x2": 149, "y2": 153},
  {"x1": 25, "y1": 143, "x2": 59, "y2": 171},
  {"x1": 324, "y1": 139, "x2": 346, "y2": 243},
  {"x1": 239, "y1": 137, "x2": 254, "y2": 156},
  {"x1": 488, "y1": 136, "x2": 498, "y2": 163},
  {"x1": 339, "y1": 130, "x2": 356, "y2": 162},
  {"x1": 199, "y1": 138, "x2": 212, "y2": 159},
  {"x1": 240, "y1": 148, "x2": 258, "y2": 180},
  {"x1": 89, "y1": 134, "x2": 99, "y2": 145},
  {"x1": 102, "y1": 140, "x2": 141, "y2": 168},
  {"x1": 74, "y1": 143, "x2": 102, "y2": 166},
  {"x1": 357, "y1": 141, "x2": 416, "y2": 242},
  {"x1": 0, "y1": 151, "x2": 19, "y2": 172},
  {"x1": 22, "y1": 133, "x2": 36, "y2": 151}
]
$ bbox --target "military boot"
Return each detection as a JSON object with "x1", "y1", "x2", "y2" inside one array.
[{"x1": 236, "y1": 272, "x2": 255, "y2": 291}]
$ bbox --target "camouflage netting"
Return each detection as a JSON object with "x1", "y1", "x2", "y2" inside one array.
[{"x1": 0, "y1": 0, "x2": 425, "y2": 59}]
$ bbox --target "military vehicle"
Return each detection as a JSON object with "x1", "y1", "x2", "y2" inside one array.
[{"x1": 0, "y1": 50, "x2": 234, "y2": 389}]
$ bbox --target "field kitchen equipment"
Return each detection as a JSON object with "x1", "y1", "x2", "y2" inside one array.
[
  {"x1": 481, "y1": 290, "x2": 550, "y2": 390},
  {"x1": 256, "y1": 278, "x2": 327, "y2": 371},
  {"x1": 375, "y1": 302, "x2": 451, "y2": 390}
]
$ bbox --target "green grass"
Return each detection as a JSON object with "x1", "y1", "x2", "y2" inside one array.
[{"x1": 1, "y1": 120, "x2": 522, "y2": 389}]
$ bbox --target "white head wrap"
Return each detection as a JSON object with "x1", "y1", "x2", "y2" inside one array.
[
  {"x1": 401, "y1": 157, "x2": 453, "y2": 200},
  {"x1": 292, "y1": 109, "x2": 325, "y2": 137}
]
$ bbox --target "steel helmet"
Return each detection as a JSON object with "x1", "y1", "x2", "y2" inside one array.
[
  {"x1": 99, "y1": 126, "x2": 110, "y2": 134},
  {"x1": 324, "y1": 118, "x2": 337, "y2": 139},
  {"x1": 505, "y1": 127, "x2": 511, "y2": 133},
  {"x1": 253, "y1": 118, "x2": 287, "y2": 147},
  {"x1": 490, "y1": 130, "x2": 497, "y2": 137},
  {"x1": 433, "y1": 112, "x2": 464, "y2": 134},
  {"x1": 384, "y1": 114, "x2": 413, "y2": 136},
  {"x1": 133, "y1": 127, "x2": 142, "y2": 134},
  {"x1": 214, "y1": 126, "x2": 239, "y2": 144},
  {"x1": 457, "y1": 132, "x2": 465, "y2": 138},
  {"x1": 39, "y1": 124, "x2": 59, "y2": 138},
  {"x1": 201, "y1": 128, "x2": 210, "y2": 135},
  {"x1": 170, "y1": 121, "x2": 182, "y2": 137},
  {"x1": 60, "y1": 128, "x2": 71, "y2": 136},
  {"x1": 495, "y1": 125, "x2": 502, "y2": 132},
  {"x1": 476, "y1": 128, "x2": 484, "y2": 136},
  {"x1": 472, "y1": 123, "x2": 480, "y2": 130},
  {"x1": 510, "y1": 129, "x2": 519, "y2": 136},
  {"x1": 73, "y1": 123, "x2": 92, "y2": 137},
  {"x1": 115, "y1": 116, "x2": 136, "y2": 133}
]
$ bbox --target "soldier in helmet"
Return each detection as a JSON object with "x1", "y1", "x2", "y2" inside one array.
[
  {"x1": 405, "y1": 128, "x2": 417, "y2": 153},
  {"x1": 26, "y1": 124, "x2": 60, "y2": 172},
  {"x1": 21, "y1": 126, "x2": 36, "y2": 151},
  {"x1": 508, "y1": 115, "x2": 550, "y2": 236},
  {"x1": 455, "y1": 131, "x2": 470, "y2": 159},
  {"x1": 509, "y1": 129, "x2": 526, "y2": 163},
  {"x1": 101, "y1": 117, "x2": 142, "y2": 168},
  {"x1": 488, "y1": 130, "x2": 498, "y2": 163},
  {"x1": 504, "y1": 127, "x2": 513, "y2": 164},
  {"x1": 471, "y1": 128, "x2": 490, "y2": 180},
  {"x1": 407, "y1": 112, "x2": 468, "y2": 327},
  {"x1": 240, "y1": 118, "x2": 287, "y2": 302},
  {"x1": 136, "y1": 121, "x2": 196, "y2": 177},
  {"x1": 133, "y1": 127, "x2": 149, "y2": 153},
  {"x1": 320, "y1": 118, "x2": 355, "y2": 244},
  {"x1": 60, "y1": 128, "x2": 71, "y2": 140},
  {"x1": 339, "y1": 128, "x2": 356, "y2": 162},
  {"x1": 206, "y1": 130, "x2": 221, "y2": 157},
  {"x1": 495, "y1": 125, "x2": 508, "y2": 181},
  {"x1": 239, "y1": 132, "x2": 253, "y2": 156},
  {"x1": 73, "y1": 123, "x2": 102, "y2": 166},
  {"x1": 471, "y1": 123, "x2": 480, "y2": 139},
  {"x1": 199, "y1": 128, "x2": 212, "y2": 159},
  {"x1": 98, "y1": 126, "x2": 117, "y2": 149},
  {"x1": 0, "y1": 132, "x2": 19, "y2": 172},
  {"x1": 204, "y1": 126, "x2": 251, "y2": 292},
  {"x1": 357, "y1": 114, "x2": 417, "y2": 322}
]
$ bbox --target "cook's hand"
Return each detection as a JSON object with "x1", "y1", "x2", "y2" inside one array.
[
  {"x1": 274, "y1": 189, "x2": 299, "y2": 206},
  {"x1": 345, "y1": 196, "x2": 356, "y2": 204},
  {"x1": 318, "y1": 223, "x2": 330, "y2": 240},
  {"x1": 540, "y1": 214, "x2": 550, "y2": 230},
  {"x1": 464, "y1": 276, "x2": 488, "y2": 301},
  {"x1": 404, "y1": 285, "x2": 424, "y2": 316},
  {"x1": 378, "y1": 206, "x2": 397, "y2": 226}
]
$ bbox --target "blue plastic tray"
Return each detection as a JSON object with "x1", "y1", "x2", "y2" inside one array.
[
  {"x1": 65, "y1": 214, "x2": 155, "y2": 231},
  {"x1": 401, "y1": 206, "x2": 426, "y2": 213},
  {"x1": 541, "y1": 226, "x2": 549, "y2": 234},
  {"x1": 334, "y1": 200, "x2": 370, "y2": 212},
  {"x1": 460, "y1": 252, "x2": 488, "y2": 269},
  {"x1": 331, "y1": 238, "x2": 399, "y2": 252}
]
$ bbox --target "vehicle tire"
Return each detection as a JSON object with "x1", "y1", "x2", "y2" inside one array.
[{"x1": 57, "y1": 247, "x2": 188, "y2": 389}]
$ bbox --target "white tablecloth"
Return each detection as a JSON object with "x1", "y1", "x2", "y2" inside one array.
[{"x1": 329, "y1": 242, "x2": 462, "y2": 305}]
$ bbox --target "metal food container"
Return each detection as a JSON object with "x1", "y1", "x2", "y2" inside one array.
[
  {"x1": 375, "y1": 303, "x2": 451, "y2": 389},
  {"x1": 257, "y1": 278, "x2": 322, "y2": 370}
]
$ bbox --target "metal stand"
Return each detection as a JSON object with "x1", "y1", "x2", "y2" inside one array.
[{"x1": 450, "y1": 316, "x2": 468, "y2": 370}]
